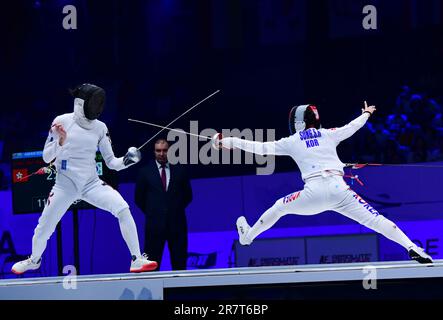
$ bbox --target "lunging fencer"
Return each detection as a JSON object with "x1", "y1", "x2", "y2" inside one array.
[
  {"x1": 217, "y1": 102, "x2": 433, "y2": 264},
  {"x1": 12, "y1": 83, "x2": 158, "y2": 274}
]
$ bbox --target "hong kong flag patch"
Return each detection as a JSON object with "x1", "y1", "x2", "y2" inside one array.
[{"x1": 13, "y1": 169, "x2": 29, "y2": 183}]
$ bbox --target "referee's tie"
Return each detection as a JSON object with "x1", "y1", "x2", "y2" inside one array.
[{"x1": 161, "y1": 164, "x2": 167, "y2": 191}]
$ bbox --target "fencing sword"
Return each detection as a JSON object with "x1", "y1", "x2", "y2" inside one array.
[
  {"x1": 128, "y1": 119, "x2": 212, "y2": 141},
  {"x1": 133, "y1": 89, "x2": 220, "y2": 151}
]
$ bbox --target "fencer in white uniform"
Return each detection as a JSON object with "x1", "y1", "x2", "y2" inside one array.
[
  {"x1": 12, "y1": 83, "x2": 158, "y2": 274},
  {"x1": 219, "y1": 102, "x2": 433, "y2": 264}
]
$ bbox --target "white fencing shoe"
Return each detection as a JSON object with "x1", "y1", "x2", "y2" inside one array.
[
  {"x1": 408, "y1": 246, "x2": 433, "y2": 264},
  {"x1": 11, "y1": 256, "x2": 41, "y2": 275},
  {"x1": 130, "y1": 253, "x2": 158, "y2": 273},
  {"x1": 236, "y1": 216, "x2": 252, "y2": 245}
]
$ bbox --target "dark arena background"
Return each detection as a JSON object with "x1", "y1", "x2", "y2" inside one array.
[{"x1": 1, "y1": 0, "x2": 443, "y2": 311}]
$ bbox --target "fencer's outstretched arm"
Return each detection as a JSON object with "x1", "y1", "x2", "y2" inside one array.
[
  {"x1": 43, "y1": 118, "x2": 66, "y2": 163},
  {"x1": 98, "y1": 124, "x2": 127, "y2": 171},
  {"x1": 327, "y1": 102, "x2": 376, "y2": 144},
  {"x1": 220, "y1": 136, "x2": 293, "y2": 156}
]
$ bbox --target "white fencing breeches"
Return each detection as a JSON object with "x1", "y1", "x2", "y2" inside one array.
[
  {"x1": 247, "y1": 175, "x2": 415, "y2": 250},
  {"x1": 32, "y1": 174, "x2": 141, "y2": 259}
]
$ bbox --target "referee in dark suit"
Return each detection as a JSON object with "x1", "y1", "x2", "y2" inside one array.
[{"x1": 135, "y1": 138, "x2": 193, "y2": 270}]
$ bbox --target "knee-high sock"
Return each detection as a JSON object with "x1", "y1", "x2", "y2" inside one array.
[
  {"x1": 117, "y1": 208, "x2": 141, "y2": 258},
  {"x1": 368, "y1": 216, "x2": 415, "y2": 250},
  {"x1": 248, "y1": 204, "x2": 285, "y2": 242}
]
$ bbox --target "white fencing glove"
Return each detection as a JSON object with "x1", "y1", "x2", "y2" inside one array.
[{"x1": 123, "y1": 147, "x2": 141, "y2": 167}]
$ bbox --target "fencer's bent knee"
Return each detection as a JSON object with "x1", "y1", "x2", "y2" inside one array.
[
  {"x1": 272, "y1": 198, "x2": 288, "y2": 217},
  {"x1": 115, "y1": 207, "x2": 131, "y2": 219},
  {"x1": 110, "y1": 198, "x2": 129, "y2": 217}
]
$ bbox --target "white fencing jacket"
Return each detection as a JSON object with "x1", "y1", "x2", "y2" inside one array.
[{"x1": 43, "y1": 99, "x2": 126, "y2": 188}]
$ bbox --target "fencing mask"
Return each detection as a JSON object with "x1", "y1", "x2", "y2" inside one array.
[
  {"x1": 71, "y1": 83, "x2": 105, "y2": 120},
  {"x1": 288, "y1": 104, "x2": 321, "y2": 134}
]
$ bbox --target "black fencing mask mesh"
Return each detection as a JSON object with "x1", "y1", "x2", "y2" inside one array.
[{"x1": 71, "y1": 83, "x2": 105, "y2": 120}]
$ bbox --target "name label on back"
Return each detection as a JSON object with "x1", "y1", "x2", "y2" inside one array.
[{"x1": 299, "y1": 129, "x2": 321, "y2": 148}]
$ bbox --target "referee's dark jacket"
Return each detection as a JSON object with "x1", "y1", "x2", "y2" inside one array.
[{"x1": 135, "y1": 160, "x2": 192, "y2": 270}]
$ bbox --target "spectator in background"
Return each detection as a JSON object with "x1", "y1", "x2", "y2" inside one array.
[
  {"x1": 395, "y1": 85, "x2": 412, "y2": 115},
  {"x1": 409, "y1": 94, "x2": 439, "y2": 128},
  {"x1": 386, "y1": 111, "x2": 409, "y2": 136},
  {"x1": 407, "y1": 136, "x2": 429, "y2": 163},
  {"x1": 423, "y1": 93, "x2": 441, "y2": 118},
  {"x1": 422, "y1": 126, "x2": 438, "y2": 150},
  {"x1": 353, "y1": 124, "x2": 383, "y2": 163},
  {"x1": 429, "y1": 135, "x2": 443, "y2": 161},
  {"x1": 384, "y1": 139, "x2": 408, "y2": 164},
  {"x1": 135, "y1": 138, "x2": 193, "y2": 270},
  {"x1": 409, "y1": 94, "x2": 426, "y2": 126},
  {"x1": 372, "y1": 86, "x2": 443, "y2": 165},
  {"x1": 372, "y1": 118, "x2": 390, "y2": 150},
  {"x1": 397, "y1": 125, "x2": 418, "y2": 149},
  {"x1": 432, "y1": 112, "x2": 443, "y2": 129}
]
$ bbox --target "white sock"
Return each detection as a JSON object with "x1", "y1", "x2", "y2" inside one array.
[{"x1": 117, "y1": 208, "x2": 141, "y2": 258}]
